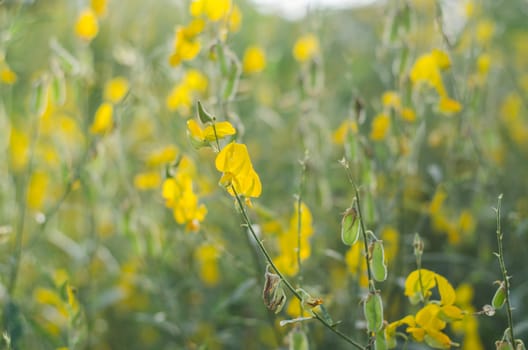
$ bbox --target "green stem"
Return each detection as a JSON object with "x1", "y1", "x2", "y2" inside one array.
[
  {"x1": 344, "y1": 167, "x2": 374, "y2": 291},
  {"x1": 230, "y1": 186, "x2": 365, "y2": 350},
  {"x1": 495, "y1": 194, "x2": 515, "y2": 343},
  {"x1": 296, "y1": 156, "x2": 307, "y2": 291},
  {"x1": 7, "y1": 110, "x2": 41, "y2": 297}
]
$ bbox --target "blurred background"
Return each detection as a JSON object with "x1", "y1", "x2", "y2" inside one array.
[{"x1": 0, "y1": 0, "x2": 527, "y2": 349}]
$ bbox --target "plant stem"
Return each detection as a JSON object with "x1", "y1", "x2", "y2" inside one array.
[
  {"x1": 296, "y1": 156, "x2": 307, "y2": 291},
  {"x1": 230, "y1": 187, "x2": 365, "y2": 350},
  {"x1": 344, "y1": 166, "x2": 374, "y2": 291},
  {"x1": 495, "y1": 194, "x2": 515, "y2": 343}
]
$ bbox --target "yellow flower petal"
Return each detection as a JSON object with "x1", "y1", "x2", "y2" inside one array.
[
  {"x1": 370, "y1": 113, "x2": 391, "y2": 141},
  {"x1": 75, "y1": 8, "x2": 99, "y2": 41},
  {"x1": 104, "y1": 77, "x2": 129, "y2": 104},
  {"x1": 90, "y1": 102, "x2": 113, "y2": 134},
  {"x1": 293, "y1": 34, "x2": 319, "y2": 63},
  {"x1": 243, "y1": 46, "x2": 266, "y2": 74}
]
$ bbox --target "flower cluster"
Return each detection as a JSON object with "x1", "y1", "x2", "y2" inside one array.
[
  {"x1": 386, "y1": 269, "x2": 465, "y2": 349},
  {"x1": 90, "y1": 77, "x2": 130, "y2": 134}
]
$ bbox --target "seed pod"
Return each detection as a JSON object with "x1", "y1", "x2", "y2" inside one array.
[
  {"x1": 197, "y1": 101, "x2": 214, "y2": 124},
  {"x1": 341, "y1": 205, "x2": 360, "y2": 246},
  {"x1": 515, "y1": 340, "x2": 526, "y2": 350},
  {"x1": 364, "y1": 291, "x2": 384, "y2": 332},
  {"x1": 495, "y1": 340, "x2": 514, "y2": 350},
  {"x1": 262, "y1": 267, "x2": 286, "y2": 314},
  {"x1": 492, "y1": 281, "x2": 507, "y2": 310},
  {"x1": 370, "y1": 240, "x2": 387, "y2": 282},
  {"x1": 375, "y1": 330, "x2": 387, "y2": 350},
  {"x1": 30, "y1": 76, "x2": 49, "y2": 117},
  {"x1": 289, "y1": 328, "x2": 309, "y2": 350}
]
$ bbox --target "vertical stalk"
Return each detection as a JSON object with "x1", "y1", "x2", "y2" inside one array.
[{"x1": 495, "y1": 194, "x2": 515, "y2": 343}]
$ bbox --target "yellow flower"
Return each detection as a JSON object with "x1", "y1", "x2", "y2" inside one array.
[
  {"x1": 168, "y1": 26, "x2": 201, "y2": 66},
  {"x1": 228, "y1": 5, "x2": 242, "y2": 32},
  {"x1": 215, "y1": 142, "x2": 262, "y2": 198},
  {"x1": 438, "y1": 96, "x2": 462, "y2": 115},
  {"x1": 75, "y1": 8, "x2": 99, "y2": 41},
  {"x1": 380, "y1": 227, "x2": 399, "y2": 264},
  {"x1": 332, "y1": 120, "x2": 358, "y2": 145},
  {"x1": 293, "y1": 34, "x2": 319, "y2": 63},
  {"x1": 429, "y1": 187, "x2": 447, "y2": 215},
  {"x1": 27, "y1": 170, "x2": 49, "y2": 210},
  {"x1": 195, "y1": 243, "x2": 220, "y2": 286},
  {"x1": 90, "y1": 0, "x2": 107, "y2": 17},
  {"x1": 410, "y1": 50, "x2": 450, "y2": 96},
  {"x1": 134, "y1": 172, "x2": 162, "y2": 190},
  {"x1": 382, "y1": 91, "x2": 401, "y2": 110},
  {"x1": 345, "y1": 242, "x2": 369, "y2": 288},
  {"x1": 146, "y1": 145, "x2": 179, "y2": 167},
  {"x1": 400, "y1": 107, "x2": 416, "y2": 122},
  {"x1": 190, "y1": 0, "x2": 232, "y2": 22},
  {"x1": 9, "y1": 127, "x2": 30, "y2": 172},
  {"x1": 187, "y1": 119, "x2": 236, "y2": 143},
  {"x1": 162, "y1": 172, "x2": 207, "y2": 231},
  {"x1": 104, "y1": 77, "x2": 129, "y2": 104},
  {"x1": 242, "y1": 46, "x2": 266, "y2": 74},
  {"x1": 370, "y1": 113, "x2": 391, "y2": 141},
  {"x1": 183, "y1": 69, "x2": 208, "y2": 92},
  {"x1": 90, "y1": 102, "x2": 113, "y2": 134},
  {"x1": 166, "y1": 83, "x2": 192, "y2": 111},
  {"x1": 475, "y1": 19, "x2": 495, "y2": 46},
  {"x1": 476, "y1": 53, "x2": 491, "y2": 76},
  {"x1": 0, "y1": 65, "x2": 17, "y2": 84}
]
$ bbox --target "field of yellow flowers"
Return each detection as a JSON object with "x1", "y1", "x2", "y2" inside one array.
[{"x1": 1, "y1": 0, "x2": 527, "y2": 349}]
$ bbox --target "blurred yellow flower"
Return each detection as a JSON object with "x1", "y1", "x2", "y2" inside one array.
[
  {"x1": 215, "y1": 142, "x2": 262, "y2": 198},
  {"x1": 134, "y1": 172, "x2": 162, "y2": 190},
  {"x1": 228, "y1": 5, "x2": 242, "y2": 32},
  {"x1": 75, "y1": 8, "x2": 99, "y2": 41},
  {"x1": 410, "y1": 50, "x2": 449, "y2": 96},
  {"x1": 0, "y1": 65, "x2": 17, "y2": 84},
  {"x1": 104, "y1": 77, "x2": 129, "y2": 104},
  {"x1": 183, "y1": 69, "x2": 208, "y2": 92},
  {"x1": 438, "y1": 96, "x2": 462, "y2": 115},
  {"x1": 370, "y1": 113, "x2": 391, "y2": 141},
  {"x1": 332, "y1": 120, "x2": 358, "y2": 145},
  {"x1": 345, "y1": 242, "x2": 368, "y2": 288},
  {"x1": 169, "y1": 26, "x2": 202, "y2": 66},
  {"x1": 195, "y1": 243, "x2": 220, "y2": 286},
  {"x1": 274, "y1": 202, "x2": 314, "y2": 277},
  {"x1": 166, "y1": 70, "x2": 207, "y2": 112},
  {"x1": 190, "y1": 0, "x2": 232, "y2": 22},
  {"x1": 382, "y1": 91, "x2": 401, "y2": 110},
  {"x1": 90, "y1": 102, "x2": 113, "y2": 134},
  {"x1": 27, "y1": 170, "x2": 49, "y2": 210},
  {"x1": 476, "y1": 19, "x2": 495, "y2": 46},
  {"x1": 146, "y1": 145, "x2": 179, "y2": 167},
  {"x1": 400, "y1": 107, "x2": 416, "y2": 122},
  {"x1": 476, "y1": 53, "x2": 491, "y2": 76},
  {"x1": 162, "y1": 173, "x2": 207, "y2": 231},
  {"x1": 293, "y1": 34, "x2": 319, "y2": 63},
  {"x1": 90, "y1": 0, "x2": 107, "y2": 17},
  {"x1": 166, "y1": 83, "x2": 192, "y2": 112},
  {"x1": 380, "y1": 227, "x2": 399, "y2": 265},
  {"x1": 243, "y1": 46, "x2": 267, "y2": 74},
  {"x1": 9, "y1": 127, "x2": 30, "y2": 172}
]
